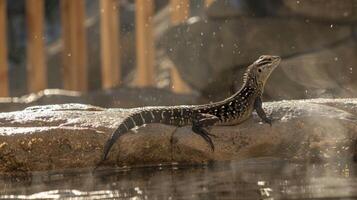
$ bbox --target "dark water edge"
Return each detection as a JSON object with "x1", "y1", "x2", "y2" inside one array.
[{"x1": 1, "y1": 158, "x2": 357, "y2": 200}]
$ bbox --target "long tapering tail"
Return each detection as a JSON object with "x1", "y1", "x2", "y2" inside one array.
[
  {"x1": 101, "y1": 106, "x2": 194, "y2": 161},
  {"x1": 102, "y1": 123, "x2": 129, "y2": 161}
]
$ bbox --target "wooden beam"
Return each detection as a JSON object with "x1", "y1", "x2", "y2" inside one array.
[
  {"x1": 135, "y1": 0, "x2": 155, "y2": 87},
  {"x1": 0, "y1": 0, "x2": 8, "y2": 97},
  {"x1": 26, "y1": 0, "x2": 47, "y2": 93},
  {"x1": 60, "y1": 0, "x2": 88, "y2": 91},
  {"x1": 205, "y1": 0, "x2": 215, "y2": 7},
  {"x1": 100, "y1": 0, "x2": 120, "y2": 89},
  {"x1": 170, "y1": 0, "x2": 189, "y2": 24}
]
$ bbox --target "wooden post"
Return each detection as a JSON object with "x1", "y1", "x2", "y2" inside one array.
[
  {"x1": 0, "y1": 0, "x2": 8, "y2": 97},
  {"x1": 205, "y1": 0, "x2": 215, "y2": 7},
  {"x1": 170, "y1": 0, "x2": 189, "y2": 24},
  {"x1": 135, "y1": 0, "x2": 155, "y2": 87},
  {"x1": 169, "y1": 0, "x2": 191, "y2": 93},
  {"x1": 60, "y1": 0, "x2": 88, "y2": 91},
  {"x1": 100, "y1": 0, "x2": 120, "y2": 89},
  {"x1": 26, "y1": 0, "x2": 47, "y2": 93}
]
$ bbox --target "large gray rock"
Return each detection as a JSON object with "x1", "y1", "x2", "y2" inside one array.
[
  {"x1": 206, "y1": 0, "x2": 357, "y2": 23},
  {"x1": 0, "y1": 99, "x2": 357, "y2": 176},
  {"x1": 206, "y1": 0, "x2": 252, "y2": 18},
  {"x1": 263, "y1": 39, "x2": 357, "y2": 100},
  {"x1": 206, "y1": 0, "x2": 282, "y2": 18},
  {"x1": 161, "y1": 17, "x2": 351, "y2": 98},
  {"x1": 283, "y1": 0, "x2": 357, "y2": 23}
]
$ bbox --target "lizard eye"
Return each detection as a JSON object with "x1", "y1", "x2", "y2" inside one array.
[{"x1": 258, "y1": 68, "x2": 262, "y2": 73}]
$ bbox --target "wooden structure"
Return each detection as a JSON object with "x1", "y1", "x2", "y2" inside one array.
[
  {"x1": 0, "y1": 0, "x2": 8, "y2": 97},
  {"x1": 205, "y1": 0, "x2": 215, "y2": 7},
  {"x1": 170, "y1": 0, "x2": 189, "y2": 23},
  {"x1": 60, "y1": 0, "x2": 88, "y2": 91},
  {"x1": 26, "y1": 0, "x2": 47, "y2": 92},
  {"x1": 135, "y1": 0, "x2": 155, "y2": 87},
  {"x1": 100, "y1": 0, "x2": 120, "y2": 89},
  {"x1": 0, "y1": 0, "x2": 197, "y2": 96}
]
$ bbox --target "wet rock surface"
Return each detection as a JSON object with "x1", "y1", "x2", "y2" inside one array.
[{"x1": 0, "y1": 98, "x2": 356, "y2": 176}]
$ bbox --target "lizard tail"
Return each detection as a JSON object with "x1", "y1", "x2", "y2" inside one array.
[
  {"x1": 101, "y1": 109, "x2": 160, "y2": 161},
  {"x1": 101, "y1": 107, "x2": 191, "y2": 161},
  {"x1": 102, "y1": 123, "x2": 129, "y2": 161}
]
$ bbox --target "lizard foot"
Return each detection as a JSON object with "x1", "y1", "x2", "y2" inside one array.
[{"x1": 192, "y1": 125, "x2": 215, "y2": 151}]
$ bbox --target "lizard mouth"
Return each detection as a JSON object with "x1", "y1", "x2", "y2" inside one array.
[
  {"x1": 270, "y1": 56, "x2": 281, "y2": 69},
  {"x1": 272, "y1": 56, "x2": 281, "y2": 64}
]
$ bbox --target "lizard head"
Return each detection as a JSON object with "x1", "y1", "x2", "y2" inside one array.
[{"x1": 244, "y1": 55, "x2": 281, "y2": 87}]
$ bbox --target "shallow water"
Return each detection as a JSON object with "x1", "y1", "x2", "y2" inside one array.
[{"x1": 1, "y1": 158, "x2": 357, "y2": 199}]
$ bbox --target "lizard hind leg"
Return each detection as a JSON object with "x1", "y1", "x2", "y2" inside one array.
[{"x1": 191, "y1": 113, "x2": 219, "y2": 151}]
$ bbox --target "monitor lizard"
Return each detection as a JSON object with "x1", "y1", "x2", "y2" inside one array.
[{"x1": 101, "y1": 55, "x2": 281, "y2": 161}]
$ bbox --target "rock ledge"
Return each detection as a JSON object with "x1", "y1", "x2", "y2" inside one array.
[{"x1": 0, "y1": 99, "x2": 357, "y2": 175}]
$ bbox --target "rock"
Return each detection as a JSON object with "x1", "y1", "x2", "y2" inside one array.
[
  {"x1": 0, "y1": 88, "x2": 200, "y2": 112},
  {"x1": 283, "y1": 0, "x2": 357, "y2": 23},
  {"x1": 206, "y1": 0, "x2": 283, "y2": 18},
  {"x1": 207, "y1": 0, "x2": 357, "y2": 23},
  {"x1": 206, "y1": 0, "x2": 252, "y2": 18},
  {"x1": 264, "y1": 39, "x2": 357, "y2": 100},
  {"x1": 161, "y1": 17, "x2": 351, "y2": 99},
  {"x1": 0, "y1": 99, "x2": 357, "y2": 176}
]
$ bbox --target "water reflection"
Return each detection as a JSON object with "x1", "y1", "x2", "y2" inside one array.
[{"x1": 1, "y1": 158, "x2": 356, "y2": 199}]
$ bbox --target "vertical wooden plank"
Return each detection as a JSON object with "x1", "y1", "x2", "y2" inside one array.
[
  {"x1": 0, "y1": 0, "x2": 8, "y2": 97},
  {"x1": 170, "y1": 0, "x2": 189, "y2": 24},
  {"x1": 205, "y1": 0, "x2": 215, "y2": 7},
  {"x1": 60, "y1": 0, "x2": 87, "y2": 91},
  {"x1": 169, "y1": 0, "x2": 191, "y2": 93},
  {"x1": 26, "y1": 0, "x2": 47, "y2": 93},
  {"x1": 135, "y1": 0, "x2": 155, "y2": 87},
  {"x1": 100, "y1": 0, "x2": 120, "y2": 89}
]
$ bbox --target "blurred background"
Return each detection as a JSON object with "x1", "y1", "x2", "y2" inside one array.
[
  {"x1": 0, "y1": 0, "x2": 356, "y2": 111},
  {"x1": 1, "y1": 1, "x2": 357, "y2": 199}
]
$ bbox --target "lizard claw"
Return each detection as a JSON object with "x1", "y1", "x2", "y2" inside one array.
[
  {"x1": 192, "y1": 125, "x2": 216, "y2": 152},
  {"x1": 265, "y1": 118, "x2": 272, "y2": 127}
]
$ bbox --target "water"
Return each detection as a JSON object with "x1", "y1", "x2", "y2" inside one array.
[{"x1": 1, "y1": 158, "x2": 357, "y2": 199}]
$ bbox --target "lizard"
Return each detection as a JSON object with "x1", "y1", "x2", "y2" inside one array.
[{"x1": 101, "y1": 55, "x2": 281, "y2": 161}]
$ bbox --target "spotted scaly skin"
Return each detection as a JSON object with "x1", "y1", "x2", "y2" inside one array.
[{"x1": 101, "y1": 55, "x2": 281, "y2": 161}]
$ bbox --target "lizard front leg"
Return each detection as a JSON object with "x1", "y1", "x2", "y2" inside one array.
[
  {"x1": 254, "y1": 97, "x2": 272, "y2": 126},
  {"x1": 191, "y1": 113, "x2": 219, "y2": 151}
]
